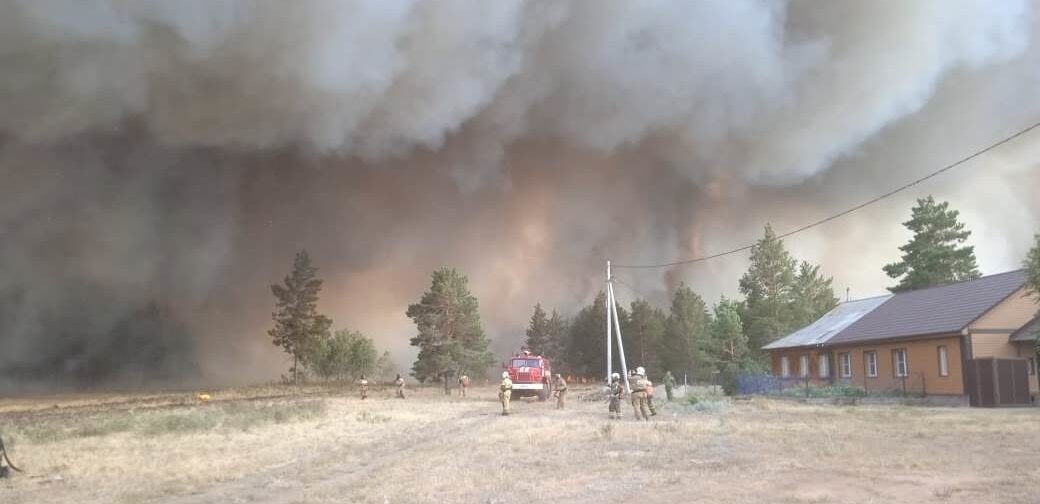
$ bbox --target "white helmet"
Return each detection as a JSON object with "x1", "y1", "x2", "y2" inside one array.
[
  {"x1": 611, "y1": 373, "x2": 620, "y2": 380},
  {"x1": 502, "y1": 371, "x2": 509, "y2": 378},
  {"x1": 636, "y1": 366, "x2": 646, "y2": 376}
]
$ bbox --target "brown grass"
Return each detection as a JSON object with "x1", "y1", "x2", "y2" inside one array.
[{"x1": 1, "y1": 385, "x2": 1038, "y2": 503}]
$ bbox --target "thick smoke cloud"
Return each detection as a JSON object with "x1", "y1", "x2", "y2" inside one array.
[{"x1": 1, "y1": 0, "x2": 1038, "y2": 389}]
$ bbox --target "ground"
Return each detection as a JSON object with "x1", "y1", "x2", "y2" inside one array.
[{"x1": 1, "y1": 384, "x2": 1038, "y2": 504}]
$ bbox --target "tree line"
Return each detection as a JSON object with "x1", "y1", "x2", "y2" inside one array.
[
  {"x1": 266, "y1": 195, "x2": 1040, "y2": 386},
  {"x1": 267, "y1": 251, "x2": 397, "y2": 383}
]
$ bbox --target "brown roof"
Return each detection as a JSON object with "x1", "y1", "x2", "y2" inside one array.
[
  {"x1": 1011, "y1": 316, "x2": 1039, "y2": 342},
  {"x1": 827, "y1": 270, "x2": 1028, "y2": 345}
]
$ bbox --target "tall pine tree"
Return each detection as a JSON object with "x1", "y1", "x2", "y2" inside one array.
[
  {"x1": 525, "y1": 304, "x2": 550, "y2": 355},
  {"x1": 624, "y1": 299, "x2": 666, "y2": 373},
  {"x1": 407, "y1": 268, "x2": 493, "y2": 393},
  {"x1": 543, "y1": 309, "x2": 569, "y2": 367},
  {"x1": 658, "y1": 283, "x2": 711, "y2": 380},
  {"x1": 268, "y1": 250, "x2": 333, "y2": 383},
  {"x1": 706, "y1": 296, "x2": 749, "y2": 368},
  {"x1": 739, "y1": 224, "x2": 797, "y2": 358},
  {"x1": 791, "y1": 261, "x2": 839, "y2": 329},
  {"x1": 883, "y1": 195, "x2": 981, "y2": 292},
  {"x1": 565, "y1": 292, "x2": 629, "y2": 377}
]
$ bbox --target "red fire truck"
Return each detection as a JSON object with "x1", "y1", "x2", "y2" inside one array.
[{"x1": 505, "y1": 349, "x2": 552, "y2": 401}]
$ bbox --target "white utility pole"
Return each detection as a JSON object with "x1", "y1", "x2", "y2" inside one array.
[
  {"x1": 606, "y1": 260, "x2": 613, "y2": 383},
  {"x1": 606, "y1": 261, "x2": 631, "y2": 392}
]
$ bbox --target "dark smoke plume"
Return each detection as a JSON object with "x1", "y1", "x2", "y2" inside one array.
[{"x1": 1, "y1": 1, "x2": 1039, "y2": 389}]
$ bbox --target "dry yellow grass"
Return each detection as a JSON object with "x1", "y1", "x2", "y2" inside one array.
[{"x1": 1, "y1": 385, "x2": 1038, "y2": 503}]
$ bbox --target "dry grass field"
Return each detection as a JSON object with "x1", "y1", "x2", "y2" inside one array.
[{"x1": 1, "y1": 384, "x2": 1039, "y2": 504}]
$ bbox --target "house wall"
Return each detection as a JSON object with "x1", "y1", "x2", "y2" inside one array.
[
  {"x1": 971, "y1": 333, "x2": 1020, "y2": 359},
  {"x1": 830, "y1": 335, "x2": 964, "y2": 395},
  {"x1": 769, "y1": 348, "x2": 831, "y2": 382},
  {"x1": 1014, "y1": 341, "x2": 1039, "y2": 395},
  {"x1": 969, "y1": 287, "x2": 1037, "y2": 331}
]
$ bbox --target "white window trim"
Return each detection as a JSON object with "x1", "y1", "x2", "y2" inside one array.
[
  {"x1": 799, "y1": 355, "x2": 809, "y2": 378},
  {"x1": 818, "y1": 354, "x2": 829, "y2": 378},
  {"x1": 1028, "y1": 357, "x2": 1036, "y2": 376},
  {"x1": 840, "y1": 353, "x2": 852, "y2": 378},
  {"x1": 894, "y1": 349, "x2": 908, "y2": 378},
  {"x1": 781, "y1": 356, "x2": 790, "y2": 378},
  {"x1": 938, "y1": 346, "x2": 949, "y2": 377},
  {"x1": 866, "y1": 351, "x2": 878, "y2": 378}
]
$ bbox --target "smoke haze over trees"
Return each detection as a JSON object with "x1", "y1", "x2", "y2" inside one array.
[{"x1": 1, "y1": 1, "x2": 1039, "y2": 389}]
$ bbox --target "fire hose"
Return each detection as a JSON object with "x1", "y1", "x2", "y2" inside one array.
[{"x1": 0, "y1": 435, "x2": 23, "y2": 474}]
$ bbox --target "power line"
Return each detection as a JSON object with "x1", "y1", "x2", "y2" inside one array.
[{"x1": 612, "y1": 119, "x2": 1040, "y2": 269}]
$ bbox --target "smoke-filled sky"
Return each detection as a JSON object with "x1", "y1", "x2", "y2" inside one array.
[{"x1": 2, "y1": 0, "x2": 1039, "y2": 389}]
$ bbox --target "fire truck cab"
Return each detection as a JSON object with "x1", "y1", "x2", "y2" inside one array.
[{"x1": 505, "y1": 348, "x2": 552, "y2": 401}]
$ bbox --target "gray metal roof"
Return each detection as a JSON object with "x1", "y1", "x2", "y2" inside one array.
[
  {"x1": 763, "y1": 295, "x2": 892, "y2": 350},
  {"x1": 827, "y1": 270, "x2": 1028, "y2": 345},
  {"x1": 1011, "y1": 316, "x2": 1039, "y2": 342}
]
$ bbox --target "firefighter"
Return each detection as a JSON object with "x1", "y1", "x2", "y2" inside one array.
[
  {"x1": 630, "y1": 366, "x2": 651, "y2": 421},
  {"x1": 394, "y1": 374, "x2": 406, "y2": 399},
  {"x1": 359, "y1": 374, "x2": 369, "y2": 400},
  {"x1": 458, "y1": 374, "x2": 470, "y2": 397},
  {"x1": 499, "y1": 371, "x2": 513, "y2": 415},
  {"x1": 646, "y1": 377, "x2": 658, "y2": 416},
  {"x1": 553, "y1": 373, "x2": 568, "y2": 409},
  {"x1": 608, "y1": 373, "x2": 623, "y2": 419},
  {"x1": 662, "y1": 370, "x2": 676, "y2": 401}
]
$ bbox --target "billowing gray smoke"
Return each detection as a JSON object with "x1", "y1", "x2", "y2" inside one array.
[{"x1": 2, "y1": 0, "x2": 1039, "y2": 389}]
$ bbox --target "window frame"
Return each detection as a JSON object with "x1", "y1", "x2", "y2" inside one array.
[
  {"x1": 780, "y1": 356, "x2": 790, "y2": 378},
  {"x1": 818, "y1": 354, "x2": 830, "y2": 378},
  {"x1": 937, "y1": 345, "x2": 949, "y2": 377},
  {"x1": 865, "y1": 351, "x2": 878, "y2": 378},
  {"x1": 892, "y1": 348, "x2": 909, "y2": 378},
  {"x1": 839, "y1": 352, "x2": 852, "y2": 378},
  {"x1": 1028, "y1": 357, "x2": 1036, "y2": 376},
  {"x1": 799, "y1": 355, "x2": 809, "y2": 378}
]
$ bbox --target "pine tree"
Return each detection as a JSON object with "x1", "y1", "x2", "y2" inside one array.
[
  {"x1": 708, "y1": 297, "x2": 749, "y2": 367},
  {"x1": 883, "y1": 195, "x2": 981, "y2": 292},
  {"x1": 739, "y1": 224, "x2": 797, "y2": 358},
  {"x1": 524, "y1": 304, "x2": 550, "y2": 355},
  {"x1": 624, "y1": 299, "x2": 666, "y2": 373},
  {"x1": 407, "y1": 268, "x2": 493, "y2": 393},
  {"x1": 268, "y1": 250, "x2": 333, "y2": 383},
  {"x1": 658, "y1": 283, "x2": 711, "y2": 381},
  {"x1": 542, "y1": 309, "x2": 569, "y2": 367},
  {"x1": 791, "y1": 261, "x2": 839, "y2": 329},
  {"x1": 1024, "y1": 234, "x2": 1040, "y2": 353},
  {"x1": 565, "y1": 292, "x2": 619, "y2": 378}
]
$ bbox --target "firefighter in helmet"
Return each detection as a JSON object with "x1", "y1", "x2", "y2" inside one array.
[
  {"x1": 608, "y1": 372, "x2": 623, "y2": 419},
  {"x1": 553, "y1": 373, "x2": 568, "y2": 409},
  {"x1": 630, "y1": 366, "x2": 651, "y2": 420},
  {"x1": 499, "y1": 371, "x2": 513, "y2": 415}
]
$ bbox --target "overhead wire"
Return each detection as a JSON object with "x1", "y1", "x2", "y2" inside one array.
[{"x1": 611, "y1": 119, "x2": 1040, "y2": 269}]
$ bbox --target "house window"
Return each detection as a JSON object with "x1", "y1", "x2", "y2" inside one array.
[
  {"x1": 780, "y1": 356, "x2": 790, "y2": 377},
  {"x1": 1029, "y1": 358, "x2": 1036, "y2": 376},
  {"x1": 865, "y1": 351, "x2": 878, "y2": 378},
  {"x1": 839, "y1": 353, "x2": 852, "y2": 378},
  {"x1": 818, "y1": 354, "x2": 830, "y2": 378},
  {"x1": 893, "y1": 348, "x2": 908, "y2": 377},
  {"x1": 937, "y1": 346, "x2": 949, "y2": 377},
  {"x1": 799, "y1": 355, "x2": 809, "y2": 377}
]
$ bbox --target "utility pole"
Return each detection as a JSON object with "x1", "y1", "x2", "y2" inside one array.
[
  {"x1": 606, "y1": 260, "x2": 612, "y2": 383},
  {"x1": 606, "y1": 260, "x2": 631, "y2": 392}
]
